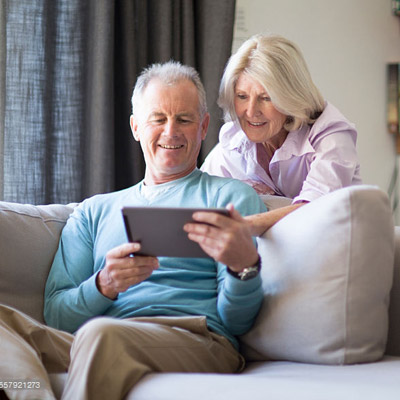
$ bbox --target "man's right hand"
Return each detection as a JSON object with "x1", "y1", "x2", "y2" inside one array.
[{"x1": 96, "y1": 242, "x2": 159, "y2": 300}]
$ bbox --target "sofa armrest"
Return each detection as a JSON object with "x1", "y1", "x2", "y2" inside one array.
[{"x1": 0, "y1": 201, "x2": 76, "y2": 323}]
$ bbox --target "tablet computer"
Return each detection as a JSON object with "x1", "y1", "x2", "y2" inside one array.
[{"x1": 121, "y1": 206, "x2": 229, "y2": 258}]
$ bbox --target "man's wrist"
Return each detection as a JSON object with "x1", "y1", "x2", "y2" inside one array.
[
  {"x1": 227, "y1": 255, "x2": 261, "y2": 281},
  {"x1": 96, "y1": 271, "x2": 118, "y2": 300}
]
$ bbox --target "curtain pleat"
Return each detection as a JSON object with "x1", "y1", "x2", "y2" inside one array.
[
  {"x1": 0, "y1": 0, "x2": 5, "y2": 199},
  {"x1": 113, "y1": 0, "x2": 236, "y2": 190},
  {"x1": 195, "y1": 0, "x2": 236, "y2": 160},
  {"x1": 2, "y1": 0, "x2": 87, "y2": 204},
  {"x1": 0, "y1": 0, "x2": 236, "y2": 204},
  {"x1": 81, "y1": 0, "x2": 115, "y2": 199}
]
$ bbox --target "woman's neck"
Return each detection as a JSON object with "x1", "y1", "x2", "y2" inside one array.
[{"x1": 262, "y1": 128, "x2": 288, "y2": 159}]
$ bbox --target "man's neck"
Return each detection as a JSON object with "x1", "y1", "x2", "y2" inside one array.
[{"x1": 143, "y1": 166, "x2": 197, "y2": 186}]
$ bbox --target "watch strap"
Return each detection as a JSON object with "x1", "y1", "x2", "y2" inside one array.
[{"x1": 227, "y1": 255, "x2": 261, "y2": 281}]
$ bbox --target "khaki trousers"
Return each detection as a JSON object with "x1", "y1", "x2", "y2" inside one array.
[{"x1": 0, "y1": 305, "x2": 244, "y2": 400}]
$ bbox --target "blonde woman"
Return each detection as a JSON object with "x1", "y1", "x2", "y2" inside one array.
[{"x1": 202, "y1": 34, "x2": 362, "y2": 235}]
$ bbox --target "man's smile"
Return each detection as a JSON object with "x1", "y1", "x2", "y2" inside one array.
[{"x1": 158, "y1": 144, "x2": 185, "y2": 149}]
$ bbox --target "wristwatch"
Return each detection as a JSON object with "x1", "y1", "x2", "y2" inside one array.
[{"x1": 227, "y1": 256, "x2": 261, "y2": 281}]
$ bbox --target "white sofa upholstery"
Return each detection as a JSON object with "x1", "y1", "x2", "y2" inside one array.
[{"x1": 0, "y1": 185, "x2": 399, "y2": 399}]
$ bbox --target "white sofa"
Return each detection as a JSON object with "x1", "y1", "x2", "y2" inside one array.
[{"x1": 0, "y1": 185, "x2": 399, "y2": 399}]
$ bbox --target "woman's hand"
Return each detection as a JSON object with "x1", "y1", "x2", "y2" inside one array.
[
  {"x1": 96, "y1": 242, "x2": 159, "y2": 299},
  {"x1": 245, "y1": 202, "x2": 308, "y2": 236},
  {"x1": 244, "y1": 180, "x2": 275, "y2": 195},
  {"x1": 183, "y1": 204, "x2": 259, "y2": 272}
]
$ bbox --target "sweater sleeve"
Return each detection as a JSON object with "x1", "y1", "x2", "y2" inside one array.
[
  {"x1": 214, "y1": 181, "x2": 266, "y2": 335},
  {"x1": 44, "y1": 205, "x2": 114, "y2": 333},
  {"x1": 217, "y1": 268, "x2": 263, "y2": 335}
]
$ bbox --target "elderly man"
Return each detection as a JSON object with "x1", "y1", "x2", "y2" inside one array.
[{"x1": 0, "y1": 61, "x2": 266, "y2": 400}]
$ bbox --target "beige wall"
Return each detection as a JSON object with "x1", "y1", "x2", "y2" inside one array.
[{"x1": 233, "y1": 0, "x2": 400, "y2": 216}]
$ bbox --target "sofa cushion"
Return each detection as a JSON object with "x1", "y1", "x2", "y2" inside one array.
[
  {"x1": 241, "y1": 185, "x2": 394, "y2": 365},
  {"x1": 0, "y1": 201, "x2": 75, "y2": 323},
  {"x1": 124, "y1": 356, "x2": 400, "y2": 400}
]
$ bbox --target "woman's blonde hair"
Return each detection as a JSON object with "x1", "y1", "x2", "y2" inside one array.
[{"x1": 218, "y1": 34, "x2": 325, "y2": 131}]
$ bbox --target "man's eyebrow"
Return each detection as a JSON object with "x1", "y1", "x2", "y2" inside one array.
[
  {"x1": 176, "y1": 112, "x2": 197, "y2": 119},
  {"x1": 148, "y1": 112, "x2": 166, "y2": 118},
  {"x1": 147, "y1": 111, "x2": 198, "y2": 119}
]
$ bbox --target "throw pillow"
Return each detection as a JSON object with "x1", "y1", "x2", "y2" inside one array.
[{"x1": 241, "y1": 185, "x2": 394, "y2": 364}]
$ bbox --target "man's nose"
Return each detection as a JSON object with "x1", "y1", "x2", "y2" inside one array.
[{"x1": 163, "y1": 120, "x2": 178, "y2": 136}]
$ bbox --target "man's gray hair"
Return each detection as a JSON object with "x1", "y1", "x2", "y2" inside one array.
[{"x1": 131, "y1": 61, "x2": 207, "y2": 118}]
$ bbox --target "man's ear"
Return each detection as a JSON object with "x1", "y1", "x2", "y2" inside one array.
[
  {"x1": 130, "y1": 115, "x2": 140, "y2": 142},
  {"x1": 200, "y1": 112, "x2": 210, "y2": 141}
]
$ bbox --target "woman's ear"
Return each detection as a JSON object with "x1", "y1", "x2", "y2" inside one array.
[{"x1": 130, "y1": 115, "x2": 140, "y2": 141}]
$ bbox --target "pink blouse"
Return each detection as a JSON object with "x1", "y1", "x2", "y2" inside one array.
[{"x1": 201, "y1": 102, "x2": 362, "y2": 203}]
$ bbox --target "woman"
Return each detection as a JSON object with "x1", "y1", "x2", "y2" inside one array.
[{"x1": 201, "y1": 34, "x2": 362, "y2": 235}]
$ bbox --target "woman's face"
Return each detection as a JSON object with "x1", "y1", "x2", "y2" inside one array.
[{"x1": 234, "y1": 73, "x2": 287, "y2": 144}]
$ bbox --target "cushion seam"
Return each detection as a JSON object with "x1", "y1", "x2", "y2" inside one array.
[{"x1": 0, "y1": 208, "x2": 72, "y2": 223}]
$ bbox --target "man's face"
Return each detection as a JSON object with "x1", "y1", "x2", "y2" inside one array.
[{"x1": 130, "y1": 78, "x2": 209, "y2": 185}]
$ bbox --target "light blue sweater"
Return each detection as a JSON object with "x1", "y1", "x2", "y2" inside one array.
[{"x1": 44, "y1": 169, "x2": 267, "y2": 348}]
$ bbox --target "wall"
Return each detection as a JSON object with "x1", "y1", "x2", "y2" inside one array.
[{"x1": 233, "y1": 0, "x2": 400, "y2": 218}]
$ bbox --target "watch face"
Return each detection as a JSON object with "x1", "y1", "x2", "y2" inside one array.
[{"x1": 239, "y1": 267, "x2": 259, "y2": 281}]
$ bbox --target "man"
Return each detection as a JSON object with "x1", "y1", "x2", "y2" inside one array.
[{"x1": 0, "y1": 61, "x2": 266, "y2": 400}]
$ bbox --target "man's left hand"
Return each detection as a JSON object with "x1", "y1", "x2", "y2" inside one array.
[{"x1": 183, "y1": 204, "x2": 259, "y2": 272}]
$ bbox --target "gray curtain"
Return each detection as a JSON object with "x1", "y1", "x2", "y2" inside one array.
[{"x1": 0, "y1": 0, "x2": 235, "y2": 204}]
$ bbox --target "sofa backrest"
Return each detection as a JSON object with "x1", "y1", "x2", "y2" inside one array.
[
  {"x1": 0, "y1": 188, "x2": 398, "y2": 362},
  {"x1": 0, "y1": 201, "x2": 75, "y2": 323}
]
